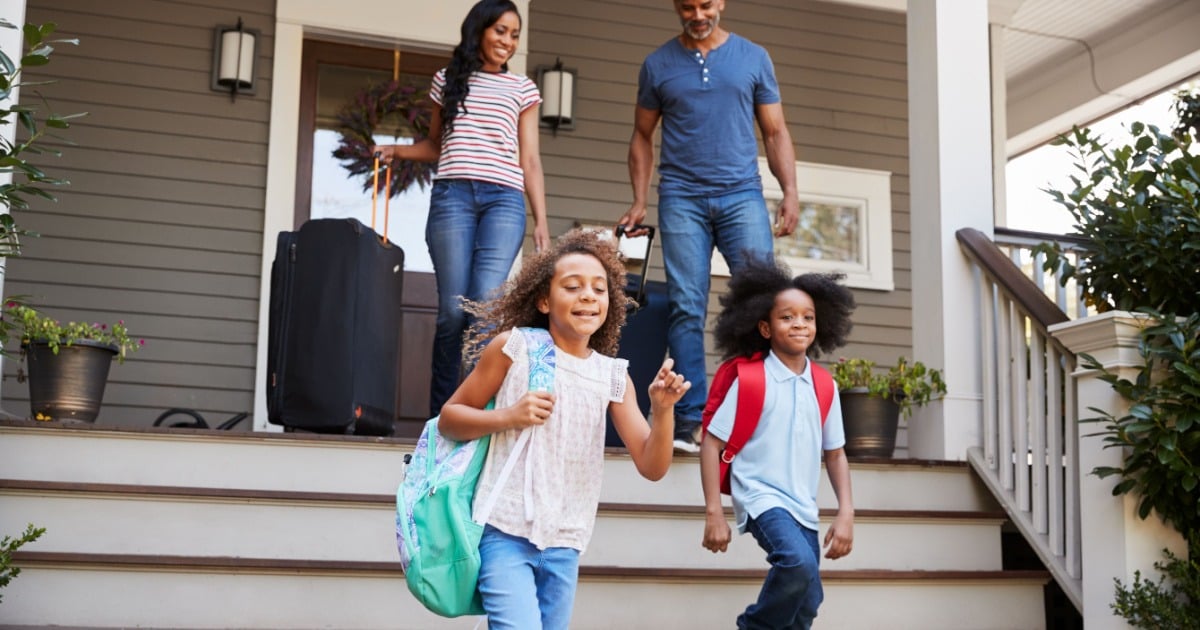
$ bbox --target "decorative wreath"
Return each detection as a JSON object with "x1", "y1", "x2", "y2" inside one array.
[{"x1": 333, "y1": 80, "x2": 435, "y2": 199}]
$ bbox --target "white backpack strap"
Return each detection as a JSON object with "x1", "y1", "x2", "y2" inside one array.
[{"x1": 472, "y1": 327, "x2": 555, "y2": 526}]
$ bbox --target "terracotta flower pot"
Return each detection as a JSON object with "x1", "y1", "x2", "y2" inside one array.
[{"x1": 24, "y1": 339, "x2": 117, "y2": 423}]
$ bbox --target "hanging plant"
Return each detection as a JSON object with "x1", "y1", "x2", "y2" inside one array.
[{"x1": 332, "y1": 80, "x2": 434, "y2": 198}]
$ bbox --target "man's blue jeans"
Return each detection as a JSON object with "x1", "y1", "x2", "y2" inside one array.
[
  {"x1": 658, "y1": 189, "x2": 774, "y2": 428},
  {"x1": 425, "y1": 178, "x2": 526, "y2": 417},
  {"x1": 739, "y1": 508, "x2": 823, "y2": 629},
  {"x1": 477, "y1": 525, "x2": 580, "y2": 629}
]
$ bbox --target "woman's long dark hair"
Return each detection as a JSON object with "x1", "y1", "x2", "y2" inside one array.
[{"x1": 441, "y1": 0, "x2": 520, "y2": 136}]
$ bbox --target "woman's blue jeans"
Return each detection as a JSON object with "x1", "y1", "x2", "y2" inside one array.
[
  {"x1": 739, "y1": 508, "x2": 823, "y2": 630},
  {"x1": 425, "y1": 178, "x2": 526, "y2": 416},
  {"x1": 658, "y1": 189, "x2": 774, "y2": 427},
  {"x1": 478, "y1": 525, "x2": 580, "y2": 629}
]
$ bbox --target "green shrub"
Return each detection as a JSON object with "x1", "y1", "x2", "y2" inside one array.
[{"x1": 0, "y1": 523, "x2": 45, "y2": 604}]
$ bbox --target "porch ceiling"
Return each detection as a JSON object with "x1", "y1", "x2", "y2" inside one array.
[{"x1": 830, "y1": 0, "x2": 1200, "y2": 154}]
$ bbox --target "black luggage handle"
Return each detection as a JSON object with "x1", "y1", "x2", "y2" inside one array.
[{"x1": 616, "y1": 224, "x2": 657, "y2": 311}]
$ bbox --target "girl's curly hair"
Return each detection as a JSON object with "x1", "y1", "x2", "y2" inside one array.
[
  {"x1": 463, "y1": 229, "x2": 629, "y2": 361},
  {"x1": 441, "y1": 0, "x2": 520, "y2": 136},
  {"x1": 712, "y1": 254, "x2": 856, "y2": 360}
]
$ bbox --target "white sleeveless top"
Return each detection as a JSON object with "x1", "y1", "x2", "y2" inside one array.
[{"x1": 472, "y1": 330, "x2": 628, "y2": 552}]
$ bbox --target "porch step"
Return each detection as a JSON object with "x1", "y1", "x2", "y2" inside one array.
[
  {"x1": 5, "y1": 552, "x2": 1050, "y2": 630},
  {"x1": 0, "y1": 480, "x2": 1007, "y2": 571},
  {"x1": 0, "y1": 422, "x2": 1046, "y2": 628}
]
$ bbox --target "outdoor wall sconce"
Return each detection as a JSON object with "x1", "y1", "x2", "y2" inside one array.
[
  {"x1": 536, "y1": 58, "x2": 576, "y2": 135},
  {"x1": 211, "y1": 18, "x2": 259, "y2": 101}
]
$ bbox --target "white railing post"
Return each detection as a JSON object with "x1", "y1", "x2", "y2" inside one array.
[{"x1": 1050, "y1": 312, "x2": 1188, "y2": 629}]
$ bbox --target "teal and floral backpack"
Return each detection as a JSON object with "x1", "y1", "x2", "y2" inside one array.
[{"x1": 395, "y1": 327, "x2": 555, "y2": 617}]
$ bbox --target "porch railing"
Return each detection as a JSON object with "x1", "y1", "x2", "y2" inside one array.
[
  {"x1": 992, "y1": 227, "x2": 1095, "y2": 320},
  {"x1": 957, "y1": 227, "x2": 1083, "y2": 611}
]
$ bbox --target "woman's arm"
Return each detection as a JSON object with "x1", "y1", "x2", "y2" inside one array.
[
  {"x1": 371, "y1": 107, "x2": 445, "y2": 163},
  {"x1": 517, "y1": 105, "x2": 549, "y2": 251},
  {"x1": 438, "y1": 331, "x2": 555, "y2": 441}
]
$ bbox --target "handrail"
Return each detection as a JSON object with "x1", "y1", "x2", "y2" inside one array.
[
  {"x1": 958, "y1": 228, "x2": 1068, "y2": 330},
  {"x1": 956, "y1": 227, "x2": 1083, "y2": 612}
]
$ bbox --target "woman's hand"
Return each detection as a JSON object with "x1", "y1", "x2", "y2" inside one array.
[{"x1": 369, "y1": 144, "x2": 403, "y2": 163}]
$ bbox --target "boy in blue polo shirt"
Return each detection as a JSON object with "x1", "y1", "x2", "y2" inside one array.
[{"x1": 700, "y1": 256, "x2": 857, "y2": 629}]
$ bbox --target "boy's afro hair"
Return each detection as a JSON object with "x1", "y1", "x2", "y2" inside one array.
[{"x1": 712, "y1": 254, "x2": 856, "y2": 359}]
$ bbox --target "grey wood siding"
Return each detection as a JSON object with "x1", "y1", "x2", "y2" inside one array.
[
  {"x1": 528, "y1": 0, "x2": 913, "y2": 372},
  {"x1": 3, "y1": 0, "x2": 274, "y2": 427}
]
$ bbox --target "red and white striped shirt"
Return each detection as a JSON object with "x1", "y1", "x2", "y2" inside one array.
[{"x1": 430, "y1": 68, "x2": 541, "y2": 191}]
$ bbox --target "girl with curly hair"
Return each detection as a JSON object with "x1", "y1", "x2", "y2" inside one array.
[
  {"x1": 373, "y1": 0, "x2": 549, "y2": 417},
  {"x1": 439, "y1": 229, "x2": 690, "y2": 628},
  {"x1": 700, "y1": 254, "x2": 857, "y2": 630}
]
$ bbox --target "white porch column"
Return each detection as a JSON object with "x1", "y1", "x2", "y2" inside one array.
[
  {"x1": 904, "y1": 0, "x2": 994, "y2": 460},
  {"x1": 1051, "y1": 312, "x2": 1187, "y2": 629},
  {"x1": 0, "y1": 0, "x2": 27, "y2": 401}
]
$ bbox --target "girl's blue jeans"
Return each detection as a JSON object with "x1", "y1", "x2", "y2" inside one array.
[
  {"x1": 658, "y1": 189, "x2": 774, "y2": 428},
  {"x1": 424, "y1": 178, "x2": 526, "y2": 417},
  {"x1": 478, "y1": 525, "x2": 580, "y2": 629},
  {"x1": 739, "y1": 507, "x2": 823, "y2": 630}
]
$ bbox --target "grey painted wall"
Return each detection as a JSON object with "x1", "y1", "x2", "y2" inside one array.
[
  {"x1": 4, "y1": 0, "x2": 274, "y2": 427},
  {"x1": 3, "y1": 0, "x2": 914, "y2": 436},
  {"x1": 527, "y1": 0, "x2": 914, "y2": 371}
]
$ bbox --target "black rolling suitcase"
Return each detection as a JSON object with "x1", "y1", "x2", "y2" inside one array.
[
  {"x1": 608, "y1": 225, "x2": 671, "y2": 447},
  {"x1": 266, "y1": 162, "x2": 403, "y2": 436}
]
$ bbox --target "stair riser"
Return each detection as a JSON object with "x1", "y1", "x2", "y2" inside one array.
[
  {"x1": 2, "y1": 491, "x2": 1005, "y2": 571},
  {"x1": 2, "y1": 566, "x2": 1047, "y2": 630},
  {"x1": 2, "y1": 427, "x2": 997, "y2": 512}
]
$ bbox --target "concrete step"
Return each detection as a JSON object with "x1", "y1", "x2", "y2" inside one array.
[
  {"x1": 0, "y1": 423, "x2": 999, "y2": 512},
  {"x1": 4, "y1": 553, "x2": 1050, "y2": 630},
  {"x1": 0, "y1": 480, "x2": 1006, "y2": 571}
]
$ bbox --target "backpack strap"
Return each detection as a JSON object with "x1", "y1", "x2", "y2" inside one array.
[
  {"x1": 721, "y1": 358, "x2": 767, "y2": 467},
  {"x1": 473, "y1": 327, "x2": 555, "y2": 525},
  {"x1": 812, "y1": 362, "x2": 835, "y2": 425}
]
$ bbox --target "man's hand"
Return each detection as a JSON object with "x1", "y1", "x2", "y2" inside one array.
[
  {"x1": 616, "y1": 205, "x2": 651, "y2": 238},
  {"x1": 774, "y1": 194, "x2": 799, "y2": 237}
]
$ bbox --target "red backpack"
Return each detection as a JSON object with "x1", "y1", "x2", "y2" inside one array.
[{"x1": 700, "y1": 353, "x2": 835, "y2": 495}]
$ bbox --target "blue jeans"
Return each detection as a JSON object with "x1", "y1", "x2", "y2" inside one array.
[
  {"x1": 425, "y1": 179, "x2": 526, "y2": 416},
  {"x1": 739, "y1": 508, "x2": 823, "y2": 630},
  {"x1": 477, "y1": 525, "x2": 580, "y2": 630},
  {"x1": 658, "y1": 189, "x2": 774, "y2": 427}
]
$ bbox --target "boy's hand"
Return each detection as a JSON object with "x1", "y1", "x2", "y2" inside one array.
[
  {"x1": 823, "y1": 512, "x2": 854, "y2": 559},
  {"x1": 647, "y1": 358, "x2": 691, "y2": 408},
  {"x1": 702, "y1": 512, "x2": 731, "y2": 553},
  {"x1": 506, "y1": 391, "x2": 555, "y2": 430}
]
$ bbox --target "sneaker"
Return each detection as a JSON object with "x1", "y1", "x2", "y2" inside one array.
[{"x1": 673, "y1": 423, "x2": 702, "y2": 454}]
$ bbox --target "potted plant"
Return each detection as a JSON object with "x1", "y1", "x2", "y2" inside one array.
[
  {"x1": 830, "y1": 357, "x2": 947, "y2": 458},
  {"x1": 5, "y1": 302, "x2": 142, "y2": 423}
]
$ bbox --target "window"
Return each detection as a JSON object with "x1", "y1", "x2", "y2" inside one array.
[{"x1": 712, "y1": 159, "x2": 894, "y2": 291}]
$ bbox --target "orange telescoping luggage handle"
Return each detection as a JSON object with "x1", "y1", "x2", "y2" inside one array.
[{"x1": 371, "y1": 153, "x2": 391, "y2": 244}]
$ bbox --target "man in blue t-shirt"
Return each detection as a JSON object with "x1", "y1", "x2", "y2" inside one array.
[{"x1": 618, "y1": 0, "x2": 800, "y2": 453}]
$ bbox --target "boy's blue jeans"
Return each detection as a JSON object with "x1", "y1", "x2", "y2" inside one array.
[
  {"x1": 424, "y1": 178, "x2": 526, "y2": 417},
  {"x1": 739, "y1": 508, "x2": 823, "y2": 630},
  {"x1": 657, "y1": 189, "x2": 774, "y2": 429},
  {"x1": 477, "y1": 525, "x2": 580, "y2": 629}
]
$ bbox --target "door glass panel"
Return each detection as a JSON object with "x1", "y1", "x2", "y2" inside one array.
[{"x1": 310, "y1": 64, "x2": 434, "y2": 272}]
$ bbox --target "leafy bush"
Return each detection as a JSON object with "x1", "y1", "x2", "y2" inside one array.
[
  {"x1": 1111, "y1": 547, "x2": 1200, "y2": 629},
  {"x1": 1036, "y1": 123, "x2": 1200, "y2": 316},
  {"x1": 0, "y1": 523, "x2": 45, "y2": 604}
]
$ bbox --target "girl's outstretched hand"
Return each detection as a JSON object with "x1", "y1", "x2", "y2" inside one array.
[
  {"x1": 506, "y1": 390, "x2": 556, "y2": 430},
  {"x1": 647, "y1": 357, "x2": 691, "y2": 408}
]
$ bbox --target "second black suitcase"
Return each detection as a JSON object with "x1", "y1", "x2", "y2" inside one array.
[
  {"x1": 608, "y1": 225, "x2": 671, "y2": 447},
  {"x1": 267, "y1": 217, "x2": 404, "y2": 435}
]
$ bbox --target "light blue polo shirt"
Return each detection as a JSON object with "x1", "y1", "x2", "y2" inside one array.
[{"x1": 705, "y1": 351, "x2": 845, "y2": 533}]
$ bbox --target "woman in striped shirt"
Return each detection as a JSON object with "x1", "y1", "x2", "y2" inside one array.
[{"x1": 375, "y1": 0, "x2": 549, "y2": 417}]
